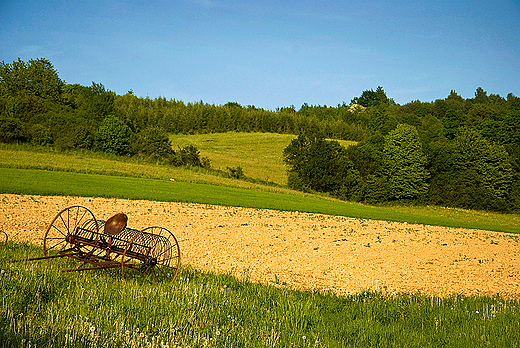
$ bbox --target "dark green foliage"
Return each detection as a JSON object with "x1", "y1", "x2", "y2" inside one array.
[
  {"x1": 347, "y1": 133, "x2": 384, "y2": 180},
  {"x1": 283, "y1": 134, "x2": 360, "y2": 199},
  {"x1": 428, "y1": 129, "x2": 513, "y2": 211},
  {"x1": 227, "y1": 166, "x2": 244, "y2": 179},
  {"x1": 418, "y1": 113, "x2": 445, "y2": 146},
  {"x1": 29, "y1": 123, "x2": 53, "y2": 146},
  {"x1": 0, "y1": 116, "x2": 26, "y2": 143},
  {"x1": 130, "y1": 126, "x2": 174, "y2": 161},
  {"x1": 284, "y1": 89, "x2": 520, "y2": 211},
  {"x1": 95, "y1": 114, "x2": 132, "y2": 155},
  {"x1": 351, "y1": 86, "x2": 395, "y2": 107},
  {"x1": 0, "y1": 58, "x2": 64, "y2": 102},
  {"x1": 173, "y1": 145, "x2": 210, "y2": 168},
  {"x1": 442, "y1": 109, "x2": 466, "y2": 139}
]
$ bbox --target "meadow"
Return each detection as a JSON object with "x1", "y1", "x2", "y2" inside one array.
[
  {"x1": 168, "y1": 132, "x2": 357, "y2": 186},
  {"x1": 1, "y1": 140, "x2": 518, "y2": 233},
  {"x1": 1, "y1": 241, "x2": 519, "y2": 347},
  {"x1": 1, "y1": 134, "x2": 520, "y2": 347}
]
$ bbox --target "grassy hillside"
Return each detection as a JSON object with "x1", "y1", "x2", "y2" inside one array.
[
  {"x1": 169, "y1": 132, "x2": 356, "y2": 186},
  {"x1": 0, "y1": 145, "x2": 282, "y2": 191},
  {"x1": 2, "y1": 136, "x2": 520, "y2": 347}
]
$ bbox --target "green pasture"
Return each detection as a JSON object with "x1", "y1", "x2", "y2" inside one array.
[
  {"x1": 169, "y1": 132, "x2": 356, "y2": 186},
  {"x1": 170, "y1": 132, "x2": 293, "y2": 185},
  {"x1": 1, "y1": 167, "x2": 519, "y2": 233},
  {"x1": 1, "y1": 242, "x2": 519, "y2": 348},
  {"x1": 0, "y1": 145, "x2": 283, "y2": 192},
  {"x1": 1, "y1": 140, "x2": 519, "y2": 233}
]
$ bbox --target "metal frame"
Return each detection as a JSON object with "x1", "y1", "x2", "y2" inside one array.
[{"x1": 13, "y1": 206, "x2": 181, "y2": 283}]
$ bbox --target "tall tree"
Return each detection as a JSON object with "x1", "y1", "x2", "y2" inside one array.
[
  {"x1": 429, "y1": 128, "x2": 514, "y2": 211},
  {"x1": 0, "y1": 58, "x2": 64, "y2": 102},
  {"x1": 382, "y1": 124, "x2": 429, "y2": 200},
  {"x1": 350, "y1": 86, "x2": 394, "y2": 107},
  {"x1": 283, "y1": 134, "x2": 359, "y2": 197}
]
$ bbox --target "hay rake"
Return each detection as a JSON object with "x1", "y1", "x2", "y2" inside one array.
[{"x1": 14, "y1": 206, "x2": 181, "y2": 283}]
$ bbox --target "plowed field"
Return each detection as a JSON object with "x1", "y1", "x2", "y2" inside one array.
[{"x1": 1, "y1": 194, "x2": 519, "y2": 298}]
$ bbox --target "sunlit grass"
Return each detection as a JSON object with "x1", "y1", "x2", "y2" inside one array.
[
  {"x1": 386, "y1": 205, "x2": 520, "y2": 233},
  {"x1": 2, "y1": 167, "x2": 519, "y2": 233},
  {"x1": 0, "y1": 145, "x2": 293, "y2": 194},
  {"x1": 170, "y1": 132, "x2": 356, "y2": 186},
  {"x1": 169, "y1": 132, "x2": 296, "y2": 185},
  {"x1": 1, "y1": 242, "x2": 519, "y2": 347}
]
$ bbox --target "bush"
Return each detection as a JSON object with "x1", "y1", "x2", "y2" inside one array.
[
  {"x1": 130, "y1": 127, "x2": 174, "y2": 161},
  {"x1": 227, "y1": 166, "x2": 244, "y2": 179},
  {"x1": 29, "y1": 124, "x2": 53, "y2": 146},
  {"x1": 95, "y1": 114, "x2": 132, "y2": 155},
  {"x1": 0, "y1": 116, "x2": 26, "y2": 143}
]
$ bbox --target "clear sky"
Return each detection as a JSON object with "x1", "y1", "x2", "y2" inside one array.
[{"x1": 1, "y1": 0, "x2": 519, "y2": 110}]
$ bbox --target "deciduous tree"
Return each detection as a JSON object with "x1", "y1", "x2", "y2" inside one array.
[
  {"x1": 95, "y1": 114, "x2": 132, "y2": 155},
  {"x1": 382, "y1": 124, "x2": 429, "y2": 200}
]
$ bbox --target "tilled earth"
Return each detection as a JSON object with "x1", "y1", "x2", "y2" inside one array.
[{"x1": 1, "y1": 194, "x2": 519, "y2": 298}]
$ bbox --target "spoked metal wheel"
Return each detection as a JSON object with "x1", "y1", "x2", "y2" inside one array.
[
  {"x1": 121, "y1": 226, "x2": 181, "y2": 283},
  {"x1": 0, "y1": 230, "x2": 7, "y2": 245},
  {"x1": 43, "y1": 206, "x2": 99, "y2": 256}
]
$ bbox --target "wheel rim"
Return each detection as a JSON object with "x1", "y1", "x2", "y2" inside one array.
[
  {"x1": 122, "y1": 226, "x2": 181, "y2": 283},
  {"x1": 43, "y1": 206, "x2": 99, "y2": 256}
]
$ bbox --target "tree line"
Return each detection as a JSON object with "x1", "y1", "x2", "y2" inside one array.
[
  {"x1": 0, "y1": 58, "x2": 210, "y2": 168},
  {"x1": 1, "y1": 58, "x2": 519, "y2": 212},
  {"x1": 284, "y1": 88, "x2": 520, "y2": 213}
]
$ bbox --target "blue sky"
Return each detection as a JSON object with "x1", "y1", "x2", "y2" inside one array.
[{"x1": 1, "y1": 0, "x2": 519, "y2": 110}]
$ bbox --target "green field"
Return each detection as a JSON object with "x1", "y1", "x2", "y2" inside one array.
[
  {"x1": 2, "y1": 137, "x2": 520, "y2": 347},
  {"x1": 1, "y1": 139, "x2": 519, "y2": 233},
  {"x1": 169, "y1": 132, "x2": 357, "y2": 186},
  {"x1": 1, "y1": 167, "x2": 519, "y2": 233}
]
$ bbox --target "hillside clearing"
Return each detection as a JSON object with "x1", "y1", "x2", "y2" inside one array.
[{"x1": 169, "y1": 132, "x2": 356, "y2": 185}]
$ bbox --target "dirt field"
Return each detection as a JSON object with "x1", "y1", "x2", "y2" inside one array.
[{"x1": 1, "y1": 194, "x2": 519, "y2": 298}]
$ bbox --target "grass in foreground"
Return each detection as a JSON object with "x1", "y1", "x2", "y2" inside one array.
[{"x1": 1, "y1": 242, "x2": 519, "y2": 348}]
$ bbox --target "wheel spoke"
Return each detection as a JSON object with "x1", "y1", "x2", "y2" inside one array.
[
  {"x1": 154, "y1": 265, "x2": 169, "y2": 278},
  {"x1": 51, "y1": 223, "x2": 67, "y2": 237},
  {"x1": 46, "y1": 239, "x2": 67, "y2": 252},
  {"x1": 155, "y1": 246, "x2": 176, "y2": 259},
  {"x1": 44, "y1": 206, "x2": 97, "y2": 257},
  {"x1": 77, "y1": 208, "x2": 88, "y2": 226},
  {"x1": 158, "y1": 254, "x2": 180, "y2": 265}
]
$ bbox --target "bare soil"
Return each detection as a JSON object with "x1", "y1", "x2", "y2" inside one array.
[{"x1": 1, "y1": 194, "x2": 519, "y2": 298}]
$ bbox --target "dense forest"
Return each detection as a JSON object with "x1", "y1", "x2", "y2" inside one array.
[{"x1": 1, "y1": 58, "x2": 519, "y2": 212}]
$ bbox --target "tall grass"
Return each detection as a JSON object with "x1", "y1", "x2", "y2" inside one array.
[{"x1": 1, "y1": 242, "x2": 519, "y2": 347}]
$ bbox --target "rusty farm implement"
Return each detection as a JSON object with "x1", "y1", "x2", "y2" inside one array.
[{"x1": 13, "y1": 205, "x2": 181, "y2": 283}]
